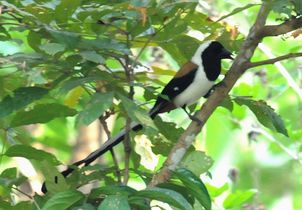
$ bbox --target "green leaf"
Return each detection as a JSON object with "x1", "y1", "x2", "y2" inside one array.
[
  {"x1": 90, "y1": 186, "x2": 137, "y2": 199},
  {"x1": 234, "y1": 97, "x2": 288, "y2": 136},
  {"x1": 223, "y1": 190, "x2": 257, "y2": 209},
  {"x1": 157, "y1": 183, "x2": 195, "y2": 206},
  {"x1": 98, "y1": 195, "x2": 131, "y2": 210},
  {"x1": 77, "y1": 92, "x2": 113, "y2": 125},
  {"x1": 293, "y1": 0, "x2": 302, "y2": 14},
  {"x1": 10, "y1": 103, "x2": 77, "y2": 127},
  {"x1": 40, "y1": 161, "x2": 69, "y2": 194},
  {"x1": 180, "y1": 151, "x2": 214, "y2": 176},
  {"x1": 174, "y1": 168, "x2": 211, "y2": 210},
  {"x1": 0, "y1": 87, "x2": 48, "y2": 118},
  {"x1": 27, "y1": 30, "x2": 42, "y2": 51},
  {"x1": 216, "y1": 4, "x2": 260, "y2": 22},
  {"x1": 5, "y1": 144, "x2": 60, "y2": 165},
  {"x1": 118, "y1": 94, "x2": 156, "y2": 131},
  {"x1": 48, "y1": 29, "x2": 81, "y2": 48},
  {"x1": 206, "y1": 183, "x2": 229, "y2": 198},
  {"x1": 55, "y1": 0, "x2": 82, "y2": 23},
  {"x1": 80, "y1": 51, "x2": 105, "y2": 63},
  {"x1": 0, "y1": 167, "x2": 27, "y2": 188},
  {"x1": 219, "y1": 96, "x2": 233, "y2": 111},
  {"x1": 154, "y1": 117, "x2": 184, "y2": 141},
  {"x1": 42, "y1": 190, "x2": 84, "y2": 210},
  {"x1": 40, "y1": 43, "x2": 66, "y2": 55},
  {"x1": 128, "y1": 196, "x2": 151, "y2": 210},
  {"x1": 71, "y1": 203, "x2": 95, "y2": 210},
  {"x1": 0, "y1": 65, "x2": 18, "y2": 77},
  {"x1": 0, "y1": 200, "x2": 11, "y2": 209},
  {"x1": 134, "y1": 187, "x2": 193, "y2": 210},
  {"x1": 59, "y1": 76, "x2": 105, "y2": 94}
]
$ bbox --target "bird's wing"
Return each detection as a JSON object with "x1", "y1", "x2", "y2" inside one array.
[{"x1": 149, "y1": 62, "x2": 198, "y2": 117}]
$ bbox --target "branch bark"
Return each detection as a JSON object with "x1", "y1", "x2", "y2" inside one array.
[
  {"x1": 149, "y1": 3, "x2": 302, "y2": 186},
  {"x1": 248, "y1": 52, "x2": 302, "y2": 68},
  {"x1": 260, "y1": 16, "x2": 302, "y2": 37}
]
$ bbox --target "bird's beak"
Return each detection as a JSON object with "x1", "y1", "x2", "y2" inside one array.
[{"x1": 220, "y1": 48, "x2": 234, "y2": 60}]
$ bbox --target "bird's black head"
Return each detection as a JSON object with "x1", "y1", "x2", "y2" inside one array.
[
  {"x1": 204, "y1": 41, "x2": 233, "y2": 60},
  {"x1": 200, "y1": 41, "x2": 233, "y2": 81}
]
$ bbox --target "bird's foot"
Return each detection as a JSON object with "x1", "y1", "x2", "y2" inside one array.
[{"x1": 188, "y1": 114, "x2": 203, "y2": 126}]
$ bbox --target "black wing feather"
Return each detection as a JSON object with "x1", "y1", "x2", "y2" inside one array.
[{"x1": 150, "y1": 68, "x2": 198, "y2": 117}]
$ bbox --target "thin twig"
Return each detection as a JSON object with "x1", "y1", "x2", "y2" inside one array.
[
  {"x1": 123, "y1": 32, "x2": 133, "y2": 185},
  {"x1": 0, "y1": 22, "x2": 24, "y2": 26},
  {"x1": 131, "y1": 9, "x2": 184, "y2": 68},
  {"x1": 98, "y1": 116, "x2": 122, "y2": 183},
  {"x1": 253, "y1": 128, "x2": 302, "y2": 165},
  {"x1": 258, "y1": 44, "x2": 302, "y2": 100},
  {"x1": 248, "y1": 52, "x2": 302, "y2": 68},
  {"x1": 11, "y1": 187, "x2": 41, "y2": 210}
]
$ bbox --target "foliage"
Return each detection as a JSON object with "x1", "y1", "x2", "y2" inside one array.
[{"x1": 0, "y1": 0, "x2": 301, "y2": 209}]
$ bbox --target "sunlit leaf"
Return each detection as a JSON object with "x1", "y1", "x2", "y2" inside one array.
[
  {"x1": 216, "y1": 4, "x2": 260, "y2": 22},
  {"x1": 180, "y1": 151, "x2": 214, "y2": 176},
  {"x1": 5, "y1": 145, "x2": 60, "y2": 165},
  {"x1": 157, "y1": 183, "x2": 195, "y2": 206},
  {"x1": 42, "y1": 190, "x2": 84, "y2": 210},
  {"x1": 174, "y1": 168, "x2": 211, "y2": 210},
  {"x1": 76, "y1": 92, "x2": 114, "y2": 125},
  {"x1": 234, "y1": 97, "x2": 288, "y2": 136},
  {"x1": 134, "y1": 187, "x2": 193, "y2": 210},
  {"x1": 206, "y1": 183, "x2": 229, "y2": 198},
  {"x1": 80, "y1": 51, "x2": 105, "y2": 63},
  {"x1": 118, "y1": 94, "x2": 156, "y2": 131},
  {"x1": 0, "y1": 87, "x2": 48, "y2": 118},
  {"x1": 89, "y1": 186, "x2": 137, "y2": 199},
  {"x1": 55, "y1": 0, "x2": 81, "y2": 23},
  {"x1": 0, "y1": 167, "x2": 27, "y2": 187},
  {"x1": 40, "y1": 161, "x2": 69, "y2": 194},
  {"x1": 10, "y1": 103, "x2": 77, "y2": 127},
  {"x1": 223, "y1": 190, "x2": 257, "y2": 209},
  {"x1": 40, "y1": 43, "x2": 66, "y2": 55},
  {"x1": 98, "y1": 195, "x2": 131, "y2": 210}
]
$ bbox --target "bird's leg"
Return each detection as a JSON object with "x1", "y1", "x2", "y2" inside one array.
[
  {"x1": 204, "y1": 82, "x2": 227, "y2": 98},
  {"x1": 182, "y1": 106, "x2": 203, "y2": 125}
]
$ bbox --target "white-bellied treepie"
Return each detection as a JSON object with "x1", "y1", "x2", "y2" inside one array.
[{"x1": 41, "y1": 41, "x2": 233, "y2": 193}]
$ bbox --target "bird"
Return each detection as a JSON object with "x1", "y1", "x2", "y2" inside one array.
[{"x1": 41, "y1": 41, "x2": 233, "y2": 193}]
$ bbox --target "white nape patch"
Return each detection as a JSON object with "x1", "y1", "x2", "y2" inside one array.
[
  {"x1": 191, "y1": 41, "x2": 212, "y2": 65},
  {"x1": 168, "y1": 148, "x2": 186, "y2": 170},
  {"x1": 174, "y1": 87, "x2": 179, "y2": 91}
]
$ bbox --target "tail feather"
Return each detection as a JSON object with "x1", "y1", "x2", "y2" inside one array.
[
  {"x1": 41, "y1": 122, "x2": 142, "y2": 193},
  {"x1": 63, "y1": 122, "x2": 142, "y2": 176},
  {"x1": 42, "y1": 102, "x2": 168, "y2": 193}
]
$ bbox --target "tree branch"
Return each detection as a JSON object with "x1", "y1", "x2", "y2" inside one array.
[
  {"x1": 123, "y1": 33, "x2": 134, "y2": 185},
  {"x1": 149, "y1": 2, "x2": 272, "y2": 186},
  {"x1": 150, "y1": 4, "x2": 302, "y2": 187},
  {"x1": 260, "y1": 16, "x2": 302, "y2": 37},
  {"x1": 248, "y1": 52, "x2": 302, "y2": 68}
]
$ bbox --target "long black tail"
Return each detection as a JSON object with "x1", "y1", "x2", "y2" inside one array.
[
  {"x1": 42, "y1": 106, "x2": 161, "y2": 193},
  {"x1": 41, "y1": 122, "x2": 142, "y2": 193}
]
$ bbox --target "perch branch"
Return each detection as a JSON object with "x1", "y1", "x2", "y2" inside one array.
[
  {"x1": 260, "y1": 16, "x2": 302, "y2": 37},
  {"x1": 248, "y1": 52, "x2": 302, "y2": 68},
  {"x1": 150, "y1": 5, "x2": 302, "y2": 186},
  {"x1": 149, "y1": 2, "x2": 272, "y2": 186}
]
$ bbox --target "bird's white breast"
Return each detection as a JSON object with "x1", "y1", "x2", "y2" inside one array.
[{"x1": 173, "y1": 65, "x2": 214, "y2": 107}]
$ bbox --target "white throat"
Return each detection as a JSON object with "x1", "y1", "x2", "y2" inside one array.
[{"x1": 191, "y1": 41, "x2": 211, "y2": 65}]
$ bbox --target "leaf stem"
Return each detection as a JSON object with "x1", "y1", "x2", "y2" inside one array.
[{"x1": 11, "y1": 187, "x2": 41, "y2": 210}]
